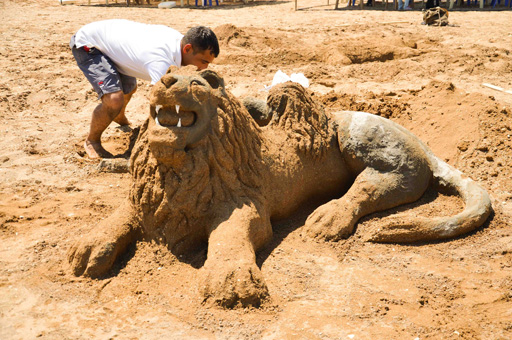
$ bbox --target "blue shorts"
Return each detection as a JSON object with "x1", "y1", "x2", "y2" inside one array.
[{"x1": 70, "y1": 37, "x2": 137, "y2": 100}]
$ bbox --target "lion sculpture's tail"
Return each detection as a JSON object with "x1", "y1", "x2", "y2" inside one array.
[{"x1": 368, "y1": 150, "x2": 492, "y2": 243}]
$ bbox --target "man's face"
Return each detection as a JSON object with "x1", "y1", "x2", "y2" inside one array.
[{"x1": 181, "y1": 44, "x2": 215, "y2": 71}]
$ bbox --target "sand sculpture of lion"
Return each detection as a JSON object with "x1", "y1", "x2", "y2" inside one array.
[{"x1": 68, "y1": 66, "x2": 492, "y2": 308}]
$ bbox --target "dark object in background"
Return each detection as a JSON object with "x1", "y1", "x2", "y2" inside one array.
[
  {"x1": 422, "y1": 7, "x2": 449, "y2": 26},
  {"x1": 425, "y1": 0, "x2": 440, "y2": 8}
]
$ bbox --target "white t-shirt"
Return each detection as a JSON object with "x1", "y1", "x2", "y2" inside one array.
[{"x1": 74, "y1": 19, "x2": 183, "y2": 84}]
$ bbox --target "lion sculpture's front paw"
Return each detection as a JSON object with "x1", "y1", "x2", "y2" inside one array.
[
  {"x1": 200, "y1": 260, "x2": 269, "y2": 308},
  {"x1": 67, "y1": 235, "x2": 120, "y2": 278}
]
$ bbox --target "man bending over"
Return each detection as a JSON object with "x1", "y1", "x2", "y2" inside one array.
[{"x1": 70, "y1": 19, "x2": 220, "y2": 158}]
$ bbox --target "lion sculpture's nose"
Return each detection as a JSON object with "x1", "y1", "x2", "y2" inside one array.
[{"x1": 162, "y1": 74, "x2": 179, "y2": 88}]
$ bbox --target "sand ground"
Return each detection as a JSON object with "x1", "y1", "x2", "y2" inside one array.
[{"x1": 0, "y1": 0, "x2": 511, "y2": 339}]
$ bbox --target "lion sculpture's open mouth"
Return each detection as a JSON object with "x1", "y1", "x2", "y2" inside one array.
[{"x1": 154, "y1": 105, "x2": 196, "y2": 128}]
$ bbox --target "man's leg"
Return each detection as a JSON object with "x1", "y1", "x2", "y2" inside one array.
[
  {"x1": 85, "y1": 90, "x2": 125, "y2": 159},
  {"x1": 113, "y1": 85, "x2": 137, "y2": 126},
  {"x1": 70, "y1": 45, "x2": 136, "y2": 158}
]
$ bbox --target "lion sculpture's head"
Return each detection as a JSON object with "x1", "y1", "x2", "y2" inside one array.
[{"x1": 146, "y1": 66, "x2": 227, "y2": 166}]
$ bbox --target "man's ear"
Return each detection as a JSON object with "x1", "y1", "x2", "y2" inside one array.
[
  {"x1": 182, "y1": 43, "x2": 193, "y2": 54},
  {"x1": 200, "y1": 70, "x2": 226, "y2": 97}
]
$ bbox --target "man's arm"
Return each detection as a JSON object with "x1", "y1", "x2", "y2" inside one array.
[{"x1": 146, "y1": 60, "x2": 174, "y2": 85}]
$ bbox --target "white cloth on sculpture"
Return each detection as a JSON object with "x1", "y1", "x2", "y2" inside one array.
[{"x1": 264, "y1": 70, "x2": 310, "y2": 90}]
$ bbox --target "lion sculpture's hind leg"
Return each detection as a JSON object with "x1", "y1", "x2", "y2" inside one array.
[
  {"x1": 304, "y1": 166, "x2": 430, "y2": 241},
  {"x1": 305, "y1": 110, "x2": 491, "y2": 244},
  {"x1": 304, "y1": 111, "x2": 433, "y2": 241}
]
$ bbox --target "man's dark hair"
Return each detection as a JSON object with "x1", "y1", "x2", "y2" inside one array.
[{"x1": 182, "y1": 26, "x2": 220, "y2": 58}]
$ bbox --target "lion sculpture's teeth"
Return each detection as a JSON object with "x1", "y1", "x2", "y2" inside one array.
[
  {"x1": 176, "y1": 105, "x2": 181, "y2": 127},
  {"x1": 155, "y1": 104, "x2": 162, "y2": 126},
  {"x1": 154, "y1": 104, "x2": 184, "y2": 128}
]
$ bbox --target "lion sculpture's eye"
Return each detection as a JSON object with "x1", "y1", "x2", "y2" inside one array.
[{"x1": 190, "y1": 79, "x2": 205, "y2": 87}]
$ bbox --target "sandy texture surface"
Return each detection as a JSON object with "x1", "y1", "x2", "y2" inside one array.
[{"x1": 1, "y1": 0, "x2": 511, "y2": 339}]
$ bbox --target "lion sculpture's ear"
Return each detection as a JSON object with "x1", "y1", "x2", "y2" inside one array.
[
  {"x1": 165, "y1": 66, "x2": 179, "y2": 75},
  {"x1": 200, "y1": 70, "x2": 227, "y2": 97}
]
